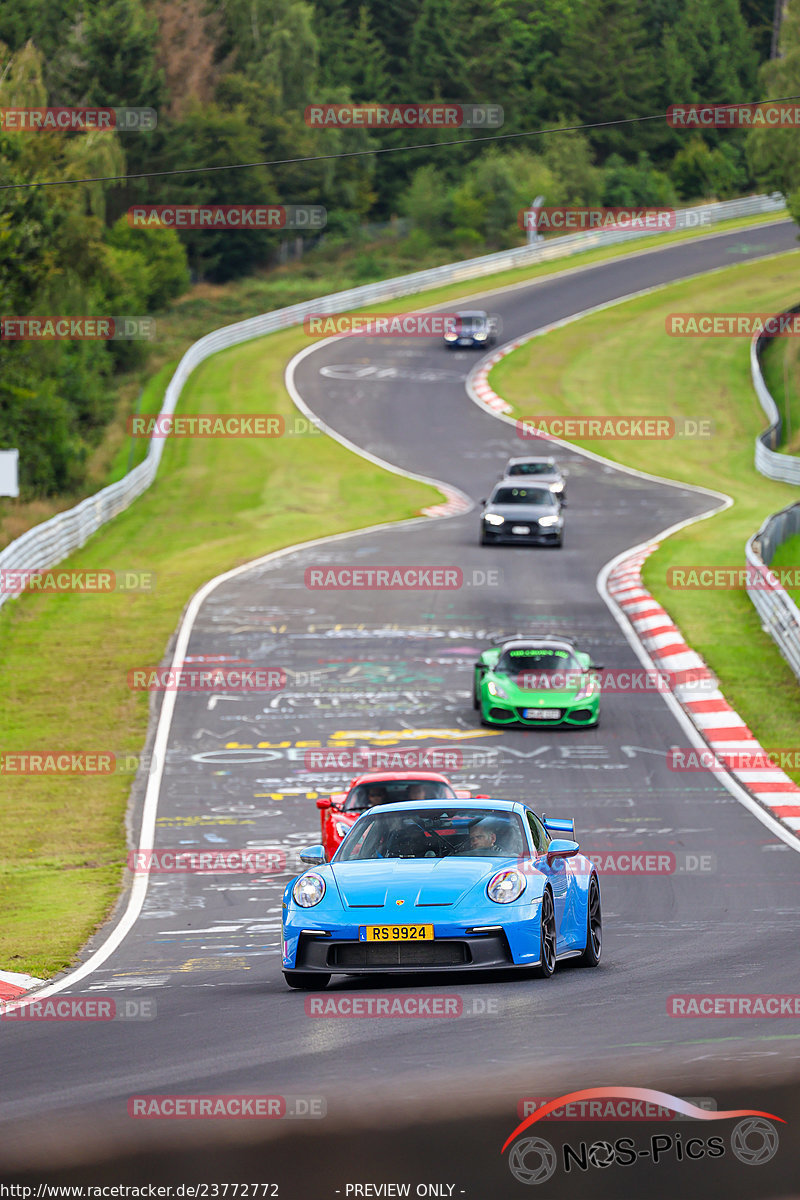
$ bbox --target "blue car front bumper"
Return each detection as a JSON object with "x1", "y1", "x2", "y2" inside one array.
[{"x1": 282, "y1": 904, "x2": 546, "y2": 975}]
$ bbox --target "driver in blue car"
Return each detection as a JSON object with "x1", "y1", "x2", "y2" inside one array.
[{"x1": 463, "y1": 817, "x2": 500, "y2": 855}]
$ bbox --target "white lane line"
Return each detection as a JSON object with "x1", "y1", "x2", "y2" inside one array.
[{"x1": 3, "y1": 349, "x2": 474, "y2": 1010}]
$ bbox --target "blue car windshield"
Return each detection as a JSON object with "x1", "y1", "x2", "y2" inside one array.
[{"x1": 336, "y1": 807, "x2": 527, "y2": 861}]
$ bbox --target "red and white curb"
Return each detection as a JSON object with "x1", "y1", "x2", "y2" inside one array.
[
  {"x1": 607, "y1": 549, "x2": 800, "y2": 834},
  {"x1": 471, "y1": 347, "x2": 516, "y2": 413},
  {"x1": 0, "y1": 969, "x2": 45, "y2": 1003},
  {"x1": 469, "y1": 327, "x2": 567, "y2": 417},
  {"x1": 421, "y1": 486, "x2": 472, "y2": 517}
]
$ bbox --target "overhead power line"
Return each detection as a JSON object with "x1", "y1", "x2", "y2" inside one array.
[{"x1": 1, "y1": 94, "x2": 798, "y2": 192}]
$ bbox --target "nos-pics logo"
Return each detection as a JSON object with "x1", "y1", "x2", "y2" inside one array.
[{"x1": 502, "y1": 1087, "x2": 782, "y2": 1184}]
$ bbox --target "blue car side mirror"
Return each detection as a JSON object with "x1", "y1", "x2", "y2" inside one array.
[
  {"x1": 299, "y1": 844, "x2": 326, "y2": 866},
  {"x1": 546, "y1": 839, "x2": 580, "y2": 865}
]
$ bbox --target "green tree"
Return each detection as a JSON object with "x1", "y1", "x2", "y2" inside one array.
[
  {"x1": 558, "y1": 0, "x2": 661, "y2": 160},
  {"x1": 146, "y1": 101, "x2": 275, "y2": 281},
  {"x1": 408, "y1": 0, "x2": 474, "y2": 98},
  {"x1": 747, "y1": 0, "x2": 800, "y2": 214},
  {"x1": 541, "y1": 128, "x2": 603, "y2": 206},
  {"x1": 218, "y1": 0, "x2": 318, "y2": 107},
  {"x1": 343, "y1": 7, "x2": 391, "y2": 100},
  {"x1": 602, "y1": 152, "x2": 677, "y2": 205},
  {"x1": 105, "y1": 216, "x2": 190, "y2": 309}
]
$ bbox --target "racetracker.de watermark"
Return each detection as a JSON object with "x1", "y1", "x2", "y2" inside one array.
[
  {"x1": 667, "y1": 565, "x2": 800, "y2": 589},
  {"x1": 513, "y1": 668, "x2": 717, "y2": 693},
  {"x1": 668, "y1": 747, "x2": 800, "y2": 771},
  {"x1": 667, "y1": 102, "x2": 800, "y2": 128},
  {"x1": 0, "y1": 997, "x2": 155, "y2": 1020},
  {"x1": 519, "y1": 207, "x2": 677, "y2": 232},
  {"x1": 516, "y1": 1097, "x2": 717, "y2": 1120},
  {"x1": 304, "y1": 103, "x2": 503, "y2": 128},
  {"x1": 304, "y1": 566, "x2": 462, "y2": 589},
  {"x1": 128, "y1": 849, "x2": 285, "y2": 874},
  {"x1": 304, "y1": 995, "x2": 498, "y2": 1017},
  {"x1": 127, "y1": 1095, "x2": 325, "y2": 1119},
  {"x1": 0, "y1": 107, "x2": 156, "y2": 131},
  {"x1": 515, "y1": 417, "x2": 712, "y2": 440},
  {"x1": 0, "y1": 569, "x2": 154, "y2": 595},
  {"x1": 304, "y1": 313, "x2": 462, "y2": 337},
  {"x1": 1, "y1": 752, "x2": 116, "y2": 775},
  {"x1": 516, "y1": 852, "x2": 716, "y2": 875},
  {"x1": 304, "y1": 747, "x2": 464, "y2": 770},
  {"x1": 1, "y1": 317, "x2": 155, "y2": 340},
  {"x1": 126, "y1": 414, "x2": 321, "y2": 437},
  {"x1": 127, "y1": 667, "x2": 286, "y2": 691},
  {"x1": 669, "y1": 994, "x2": 800, "y2": 1016},
  {"x1": 127, "y1": 205, "x2": 326, "y2": 230},
  {"x1": 666, "y1": 312, "x2": 800, "y2": 336}
]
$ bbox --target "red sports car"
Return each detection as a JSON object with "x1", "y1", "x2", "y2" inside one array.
[{"x1": 316, "y1": 770, "x2": 474, "y2": 861}]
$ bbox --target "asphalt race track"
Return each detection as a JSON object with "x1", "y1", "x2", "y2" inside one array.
[{"x1": 2, "y1": 221, "x2": 800, "y2": 1195}]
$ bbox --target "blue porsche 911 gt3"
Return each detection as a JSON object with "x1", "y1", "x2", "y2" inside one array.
[{"x1": 282, "y1": 799, "x2": 602, "y2": 989}]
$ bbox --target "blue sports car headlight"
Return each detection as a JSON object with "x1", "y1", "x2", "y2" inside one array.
[
  {"x1": 292, "y1": 872, "x2": 326, "y2": 907},
  {"x1": 487, "y1": 869, "x2": 527, "y2": 903}
]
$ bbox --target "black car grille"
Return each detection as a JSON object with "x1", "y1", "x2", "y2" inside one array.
[
  {"x1": 570, "y1": 708, "x2": 595, "y2": 722},
  {"x1": 331, "y1": 942, "x2": 470, "y2": 968}
]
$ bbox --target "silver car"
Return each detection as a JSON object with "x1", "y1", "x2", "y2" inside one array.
[{"x1": 501, "y1": 455, "x2": 567, "y2": 501}]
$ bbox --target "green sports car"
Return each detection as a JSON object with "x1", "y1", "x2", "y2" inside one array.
[{"x1": 474, "y1": 637, "x2": 601, "y2": 728}]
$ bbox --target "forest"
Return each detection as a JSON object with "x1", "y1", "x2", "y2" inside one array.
[{"x1": 1, "y1": 0, "x2": 798, "y2": 495}]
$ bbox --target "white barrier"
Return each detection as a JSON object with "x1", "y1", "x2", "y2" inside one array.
[{"x1": 746, "y1": 294, "x2": 800, "y2": 684}]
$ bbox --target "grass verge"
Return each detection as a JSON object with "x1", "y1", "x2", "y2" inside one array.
[
  {"x1": 770, "y1": 532, "x2": 800, "y2": 609},
  {"x1": 490, "y1": 250, "x2": 800, "y2": 782},
  {"x1": 0, "y1": 331, "x2": 439, "y2": 978},
  {"x1": 760, "y1": 326, "x2": 800, "y2": 455}
]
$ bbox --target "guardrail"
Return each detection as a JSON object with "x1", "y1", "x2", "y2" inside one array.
[
  {"x1": 747, "y1": 299, "x2": 800, "y2": 683},
  {"x1": 752, "y1": 301, "x2": 800, "y2": 483},
  {"x1": 0, "y1": 191, "x2": 788, "y2": 610},
  {"x1": 746, "y1": 502, "x2": 800, "y2": 683}
]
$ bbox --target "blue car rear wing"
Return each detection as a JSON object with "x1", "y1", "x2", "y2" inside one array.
[{"x1": 542, "y1": 816, "x2": 575, "y2": 837}]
